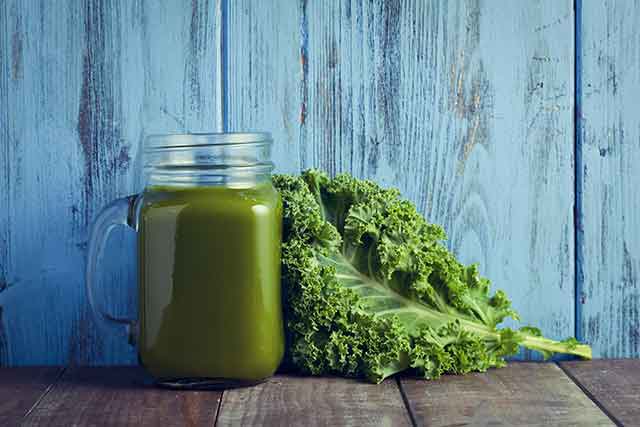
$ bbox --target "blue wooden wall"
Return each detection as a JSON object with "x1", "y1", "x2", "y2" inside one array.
[{"x1": 0, "y1": 0, "x2": 638, "y2": 365}]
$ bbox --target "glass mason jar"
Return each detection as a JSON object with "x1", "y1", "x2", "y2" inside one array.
[{"x1": 86, "y1": 133, "x2": 284, "y2": 388}]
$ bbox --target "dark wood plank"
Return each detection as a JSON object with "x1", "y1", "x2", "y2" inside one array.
[
  {"x1": 227, "y1": 0, "x2": 302, "y2": 175},
  {"x1": 22, "y1": 367, "x2": 221, "y2": 426},
  {"x1": 400, "y1": 363, "x2": 613, "y2": 426},
  {"x1": 560, "y1": 360, "x2": 640, "y2": 426},
  {"x1": 0, "y1": 367, "x2": 62, "y2": 425},
  {"x1": 216, "y1": 375, "x2": 411, "y2": 426}
]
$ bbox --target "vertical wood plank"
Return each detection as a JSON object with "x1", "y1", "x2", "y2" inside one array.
[
  {"x1": 230, "y1": 0, "x2": 576, "y2": 354},
  {"x1": 22, "y1": 367, "x2": 221, "y2": 427},
  {"x1": 310, "y1": 0, "x2": 576, "y2": 354},
  {"x1": 0, "y1": 0, "x2": 220, "y2": 365},
  {"x1": 579, "y1": 0, "x2": 640, "y2": 357},
  {"x1": 1, "y1": 0, "x2": 89, "y2": 366},
  {"x1": 311, "y1": 1, "x2": 576, "y2": 351},
  {"x1": 0, "y1": 0, "x2": 11, "y2": 365},
  {"x1": 227, "y1": 0, "x2": 302, "y2": 174}
]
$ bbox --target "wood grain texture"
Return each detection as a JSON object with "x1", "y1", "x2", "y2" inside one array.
[
  {"x1": 228, "y1": 0, "x2": 576, "y2": 356},
  {"x1": 0, "y1": 367, "x2": 62, "y2": 425},
  {"x1": 216, "y1": 375, "x2": 411, "y2": 426},
  {"x1": 0, "y1": 1, "x2": 11, "y2": 366},
  {"x1": 21, "y1": 367, "x2": 221, "y2": 426},
  {"x1": 227, "y1": 0, "x2": 302, "y2": 174},
  {"x1": 560, "y1": 360, "x2": 640, "y2": 426},
  {"x1": 0, "y1": 0, "x2": 220, "y2": 365},
  {"x1": 579, "y1": 0, "x2": 640, "y2": 357},
  {"x1": 3, "y1": 0, "x2": 638, "y2": 365},
  {"x1": 0, "y1": 0, "x2": 91, "y2": 367},
  {"x1": 401, "y1": 363, "x2": 613, "y2": 426}
]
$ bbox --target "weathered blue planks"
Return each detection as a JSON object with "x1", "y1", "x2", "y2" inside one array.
[
  {"x1": 0, "y1": 0, "x2": 220, "y2": 365},
  {"x1": 0, "y1": 0, "x2": 11, "y2": 366},
  {"x1": 1, "y1": 0, "x2": 639, "y2": 365},
  {"x1": 1, "y1": 0, "x2": 90, "y2": 366},
  {"x1": 230, "y1": 0, "x2": 576, "y2": 357},
  {"x1": 227, "y1": 0, "x2": 303, "y2": 174},
  {"x1": 579, "y1": 0, "x2": 640, "y2": 357}
]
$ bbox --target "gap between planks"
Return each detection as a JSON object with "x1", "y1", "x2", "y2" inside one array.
[
  {"x1": 21, "y1": 367, "x2": 222, "y2": 426},
  {"x1": 398, "y1": 362, "x2": 614, "y2": 427},
  {"x1": 6, "y1": 363, "x2": 630, "y2": 426},
  {"x1": 214, "y1": 375, "x2": 412, "y2": 426},
  {"x1": 396, "y1": 377, "x2": 419, "y2": 427},
  {"x1": 559, "y1": 360, "x2": 640, "y2": 427},
  {"x1": 0, "y1": 367, "x2": 64, "y2": 426},
  {"x1": 22, "y1": 367, "x2": 67, "y2": 420},
  {"x1": 558, "y1": 362, "x2": 623, "y2": 427},
  {"x1": 214, "y1": 363, "x2": 614, "y2": 426},
  {"x1": 213, "y1": 377, "x2": 414, "y2": 425}
]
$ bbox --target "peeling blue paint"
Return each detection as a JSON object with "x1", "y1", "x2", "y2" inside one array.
[{"x1": 0, "y1": 0, "x2": 638, "y2": 365}]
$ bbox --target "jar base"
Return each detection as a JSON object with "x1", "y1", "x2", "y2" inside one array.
[{"x1": 155, "y1": 376, "x2": 267, "y2": 390}]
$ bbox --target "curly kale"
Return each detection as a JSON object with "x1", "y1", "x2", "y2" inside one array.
[{"x1": 273, "y1": 170, "x2": 591, "y2": 383}]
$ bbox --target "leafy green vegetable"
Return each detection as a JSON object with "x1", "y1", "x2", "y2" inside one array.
[{"x1": 273, "y1": 170, "x2": 591, "y2": 383}]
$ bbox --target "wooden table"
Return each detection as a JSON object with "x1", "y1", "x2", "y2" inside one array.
[{"x1": 2, "y1": 361, "x2": 638, "y2": 426}]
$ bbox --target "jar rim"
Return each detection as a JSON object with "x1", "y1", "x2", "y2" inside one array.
[{"x1": 145, "y1": 132, "x2": 273, "y2": 150}]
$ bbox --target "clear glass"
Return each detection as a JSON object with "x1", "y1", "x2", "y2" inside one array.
[{"x1": 86, "y1": 133, "x2": 284, "y2": 388}]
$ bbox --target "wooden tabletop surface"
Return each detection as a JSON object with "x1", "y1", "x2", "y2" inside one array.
[{"x1": 2, "y1": 360, "x2": 638, "y2": 426}]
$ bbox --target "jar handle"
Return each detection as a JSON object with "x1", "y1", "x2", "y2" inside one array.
[{"x1": 86, "y1": 194, "x2": 142, "y2": 345}]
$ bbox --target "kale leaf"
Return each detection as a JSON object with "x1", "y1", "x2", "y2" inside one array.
[{"x1": 274, "y1": 170, "x2": 591, "y2": 383}]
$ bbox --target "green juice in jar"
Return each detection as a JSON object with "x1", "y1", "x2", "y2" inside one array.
[{"x1": 138, "y1": 182, "x2": 284, "y2": 381}]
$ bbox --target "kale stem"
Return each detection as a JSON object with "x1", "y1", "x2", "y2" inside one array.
[{"x1": 522, "y1": 335, "x2": 593, "y2": 359}]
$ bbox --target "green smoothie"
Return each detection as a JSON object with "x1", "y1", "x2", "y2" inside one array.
[{"x1": 138, "y1": 182, "x2": 284, "y2": 381}]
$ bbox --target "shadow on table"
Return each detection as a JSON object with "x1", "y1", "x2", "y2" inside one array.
[
  {"x1": 60, "y1": 366, "x2": 276, "y2": 391},
  {"x1": 60, "y1": 366, "x2": 163, "y2": 390}
]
